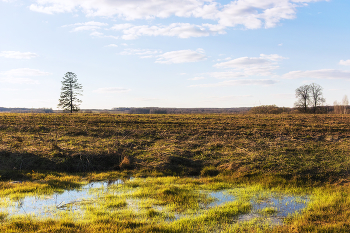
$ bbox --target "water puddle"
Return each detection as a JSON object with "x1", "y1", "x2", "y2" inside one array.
[
  {"x1": 208, "y1": 190, "x2": 236, "y2": 207},
  {"x1": 207, "y1": 190, "x2": 308, "y2": 225},
  {"x1": 0, "y1": 178, "x2": 309, "y2": 226},
  {"x1": 0, "y1": 180, "x2": 124, "y2": 218}
]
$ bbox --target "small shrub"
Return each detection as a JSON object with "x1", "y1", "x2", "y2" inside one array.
[
  {"x1": 248, "y1": 105, "x2": 289, "y2": 114},
  {"x1": 120, "y1": 156, "x2": 132, "y2": 170},
  {"x1": 146, "y1": 209, "x2": 159, "y2": 218}
]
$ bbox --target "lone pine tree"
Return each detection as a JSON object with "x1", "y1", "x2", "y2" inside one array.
[{"x1": 58, "y1": 72, "x2": 83, "y2": 113}]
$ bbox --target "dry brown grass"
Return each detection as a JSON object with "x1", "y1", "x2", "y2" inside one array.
[{"x1": 0, "y1": 113, "x2": 350, "y2": 182}]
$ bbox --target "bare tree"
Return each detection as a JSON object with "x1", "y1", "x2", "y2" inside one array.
[
  {"x1": 334, "y1": 95, "x2": 349, "y2": 114},
  {"x1": 333, "y1": 100, "x2": 342, "y2": 114},
  {"x1": 309, "y1": 83, "x2": 325, "y2": 113},
  {"x1": 342, "y1": 95, "x2": 349, "y2": 114},
  {"x1": 295, "y1": 84, "x2": 311, "y2": 113},
  {"x1": 58, "y1": 72, "x2": 83, "y2": 113}
]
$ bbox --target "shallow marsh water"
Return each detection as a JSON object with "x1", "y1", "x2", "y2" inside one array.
[
  {"x1": 0, "y1": 177, "x2": 309, "y2": 227},
  {"x1": 208, "y1": 190, "x2": 308, "y2": 225},
  {"x1": 0, "y1": 179, "x2": 125, "y2": 218}
]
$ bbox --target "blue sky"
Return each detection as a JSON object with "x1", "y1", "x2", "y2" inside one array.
[{"x1": 1, "y1": 0, "x2": 350, "y2": 109}]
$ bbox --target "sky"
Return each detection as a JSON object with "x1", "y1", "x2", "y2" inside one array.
[{"x1": 1, "y1": 0, "x2": 350, "y2": 109}]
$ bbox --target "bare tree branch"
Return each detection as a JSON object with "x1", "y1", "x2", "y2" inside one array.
[
  {"x1": 309, "y1": 83, "x2": 325, "y2": 113},
  {"x1": 294, "y1": 84, "x2": 311, "y2": 113}
]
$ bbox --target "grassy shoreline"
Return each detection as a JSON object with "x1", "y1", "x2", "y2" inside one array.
[{"x1": 0, "y1": 173, "x2": 349, "y2": 232}]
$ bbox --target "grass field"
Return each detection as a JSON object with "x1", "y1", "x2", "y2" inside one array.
[{"x1": 0, "y1": 113, "x2": 350, "y2": 232}]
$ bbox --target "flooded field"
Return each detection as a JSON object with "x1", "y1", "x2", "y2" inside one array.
[{"x1": 0, "y1": 177, "x2": 309, "y2": 228}]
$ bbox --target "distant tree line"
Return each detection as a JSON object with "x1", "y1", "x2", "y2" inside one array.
[
  {"x1": 333, "y1": 95, "x2": 349, "y2": 114},
  {"x1": 0, "y1": 107, "x2": 53, "y2": 113},
  {"x1": 111, "y1": 107, "x2": 252, "y2": 114},
  {"x1": 2, "y1": 76, "x2": 345, "y2": 115},
  {"x1": 248, "y1": 105, "x2": 291, "y2": 114}
]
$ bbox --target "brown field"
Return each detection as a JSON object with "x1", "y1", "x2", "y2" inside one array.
[{"x1": 0, "y1": 113, "x2": 350, "y2": 232}]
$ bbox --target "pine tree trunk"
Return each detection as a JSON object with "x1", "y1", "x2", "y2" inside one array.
[{"x1": 70, "y1": 82, "x2": 73, "y2": 113}]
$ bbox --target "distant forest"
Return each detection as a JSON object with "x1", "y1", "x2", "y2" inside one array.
[
  {"x1": 0, "y1": 106, "x2": 339, "y2": 114},
  {"x1": 0, "y1": 107, "x2": 54, "y2": 113},
  {"x1": 0, "y1": 107, "x2": 250, "y2": 114}
]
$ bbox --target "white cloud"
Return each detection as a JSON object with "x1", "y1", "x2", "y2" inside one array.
[
  {"x1": 188, "y1": 77, "x2": 205, "y2": 80},
  {"x1": 0, "y1": 51, "x2": 38, "y2": 59},
  {"x1": 111, "y1": 23, "x2": 226, "y2": 40},
  {"x1": 260, "y1": 54, "x2": 286, "y2": 61},
  {"x1": 216, "y1": 0, "x2": 320, "y2": 29},
  {"x1": 110, "y1": 24, "x2": 134, "y2": 31},
  {"x1": 216, "y1": 57, "x2": 232, "y2": 61},
  {"x1": 90, "y1": 31, "x2": 104, "y2": 37},
  {"x1": 73, "y1": 25, "x2": 104, "y2": 31},
  {"x1": 121, "y1": 48, "x2": 207, "y2": 64},
  {"x1": 63, "y1": 21, "x2": 108, "y2": 31},
  {"x1": 0, "y1": 77, "x2": 39, "y2": 84},
  {"x1": 62, "y1": 21, "x2": 120, "y2": 39},
  {"x1": 214, "y1": 54, "x2": 287, "y2": 76},
  {"x1": 339, "y1": 60, "x2": 350, "y2": 66},
  {"x1": 0, "y1": 68, "x2": 51, "y2": 84},
  {"x1": 29, "y1": 0, "x2": 217, "y2": 19},
  {"x1": 106, "y1": 44, "x2": 118, "y2": 47},
  {"x1": 93, "y1": 87, "x2": 130, "y2": 93},
  {"x1": 282, "y1": 69, "x2": 350, "y2": 79},
  {"x1": 190, "y1": 79, "x2": 278, "y2": 87},
  {"x1": 29, "y1": 0, "x2": 327, "y2": 40},
  {"x1": 29, "y1": 0, "x2": 326, "y2": 29},
  {"x1": 215, "y1": 57, "x2": 270, "y2": 68},
  {"x1": 1, "y1": 68, "x2": 51, "y2": 76},
  {"x1": 209, "y1": 71, "x2": 246, "y2": 79},
  {"x1": 156, "y1": 49, "x2": 207, "y2": 64},
  {"x1": 120, "y1": 48, "x2": 162, "y2": 58},
  {"x1": 90, "y1": 31, "x2": 119, "y2": 39}
]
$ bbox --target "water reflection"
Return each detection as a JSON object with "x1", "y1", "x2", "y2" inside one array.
[
  {"x1": 208, "y1": 190, "x2": 236, "y2": 207},
  {"x1": 208, "y1": 190, "x2": 308, "y2": 225},
  {"x1": 0, "y1": 179, "x2": 124, "y2": 217},
  {"x1": 0, "y1": 179, "x2": 309, "y2": 226}
]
